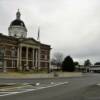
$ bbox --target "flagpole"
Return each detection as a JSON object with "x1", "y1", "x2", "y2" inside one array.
[{"x1": 37, "y1": 26, "x2": 40, "y2": 42}]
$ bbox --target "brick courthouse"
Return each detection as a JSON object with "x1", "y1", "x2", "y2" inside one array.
[{"x1": 0, "y1": 10, "x2": 51, "y2": 72}]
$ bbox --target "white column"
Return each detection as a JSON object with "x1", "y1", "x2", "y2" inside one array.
[
  {"x1": 17, "y1": 47, "x2": 19, "y2": 69},
  {"x1": 38, "y1": 49, "x2": 40, "y2": 69},
  {"x1": 26, "y1": 47, "x2": 28, "y2": 66},
  {"x1": 3, "y1": 60, "x2": 7, "y2": 72},
  {"x1": 32, "y1": 49, "x2": 34, "y2": 68},
  {"x1": 35, "y1": 49, "x2": 38, "y2": 68},
  {"x1": 19, "y1": 47, "x2": 22, "y2": 70},
  {"x1": 12, "y1": 59, "x2": 14, "y2": 68},
  {"x1": 26, "y1": 47, "x2": 29, "y2": 70}
]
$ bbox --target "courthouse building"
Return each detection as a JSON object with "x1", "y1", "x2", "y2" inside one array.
[{"x1": 0, "y1": 10, "x2": 51, "y2": 72}]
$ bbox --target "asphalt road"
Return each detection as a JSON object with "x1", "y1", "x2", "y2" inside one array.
[{"x1": 0, "y1": 73, "x2": 100, "y2": 100}]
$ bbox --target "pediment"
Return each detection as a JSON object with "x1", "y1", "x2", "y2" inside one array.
[{"x1": 20, "y1": 38, "x2": 40, "y2": 46}]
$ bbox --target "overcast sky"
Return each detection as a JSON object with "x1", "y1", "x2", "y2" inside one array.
[{"x1": 0, "y1": 0, "x2": 100, "y2": 64}]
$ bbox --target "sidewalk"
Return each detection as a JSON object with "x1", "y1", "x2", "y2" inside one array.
[{"x1": 0, "y1": 72, "x2": 82, "y2": 79}]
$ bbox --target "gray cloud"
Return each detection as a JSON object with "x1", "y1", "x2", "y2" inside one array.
[{"x1": 0, "y1": 0, "x2": 100, "y2": 64}]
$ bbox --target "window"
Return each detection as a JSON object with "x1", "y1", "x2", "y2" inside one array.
[
  {"x1": 0, "y1": 48, "x2": 4, "y2": 59},
  {"x1": 0, "y1": 48, "x2": 4, "y2": 67}
]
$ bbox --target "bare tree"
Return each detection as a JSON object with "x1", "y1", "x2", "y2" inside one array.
[{"x1": 51, "y1": 52, "x2": 64, "y2": 70}]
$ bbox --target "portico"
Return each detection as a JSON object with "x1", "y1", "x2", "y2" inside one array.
[{"x1": 17, "y1": 44, "x2": 40, "y2": 71}]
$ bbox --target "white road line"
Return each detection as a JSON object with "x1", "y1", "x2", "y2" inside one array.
[
  {"x1": 0, "y1": 85, "x2": 31, "y2": 91},
  {"x1": 96, "y1": 84, "x2": 100, "y2": 86},
  {"x1": 0, "y1": 81, "x2": 68, "y2": 97},
  {"x1": 0, "y1": 92, "x2": 19, "y2": 97}
]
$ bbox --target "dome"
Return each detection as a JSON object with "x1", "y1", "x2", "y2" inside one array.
[
  {"x1": 10, "y1": 19, "x2": 26, "y2": 28},
  {"x1": 8, "y1": 10, "x2": 27, "y2": 38}
]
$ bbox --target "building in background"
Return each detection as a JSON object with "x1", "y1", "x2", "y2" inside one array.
[{"x1": 0, "y1": 10, "x2": 51, "y2": 72}]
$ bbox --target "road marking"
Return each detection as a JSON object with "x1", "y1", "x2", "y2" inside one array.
[
  {"x1": 50, "y1": 82, "x2": 54, "y2": 84},
  {"x1": 0, "y1": 81, "x2": 68, "y2": 97},
  {"x1": 0, "y1": 92, "x2": 19, "y2": 97},
  {"x1": 0, "y1": 85, "x2": 31, "y2": 91},
  {"x1": 96, "y1": 84, "x2": 100, "y2": 86},
  {"x1": 35, "y1": 83, "x2": 40, "y2": 86}
]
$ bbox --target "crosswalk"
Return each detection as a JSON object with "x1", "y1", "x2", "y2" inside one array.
[{"x1": 0, "y1": 82, "x2": 68, "y2": 97}]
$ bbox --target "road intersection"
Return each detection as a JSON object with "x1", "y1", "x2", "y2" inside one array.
[{"x1": 0, "y1": 73, "x2": 100, "y2": 100}]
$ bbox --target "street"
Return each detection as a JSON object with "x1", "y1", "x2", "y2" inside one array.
[{"x1": 0, "y1": 73, "x2": 100, "y2": 100}]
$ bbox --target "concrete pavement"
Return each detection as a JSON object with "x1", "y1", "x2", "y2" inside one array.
[
  {"x1": 0, "y1": 73, "x2": 100, "y2": 100},
  {"x1": 0, "y1": 72, "x2": 82, "y2": 79}
]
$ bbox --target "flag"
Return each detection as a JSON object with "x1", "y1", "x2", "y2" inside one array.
[{"x1": 37, "y1": 27, "x2": 40, "y2": 41}]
